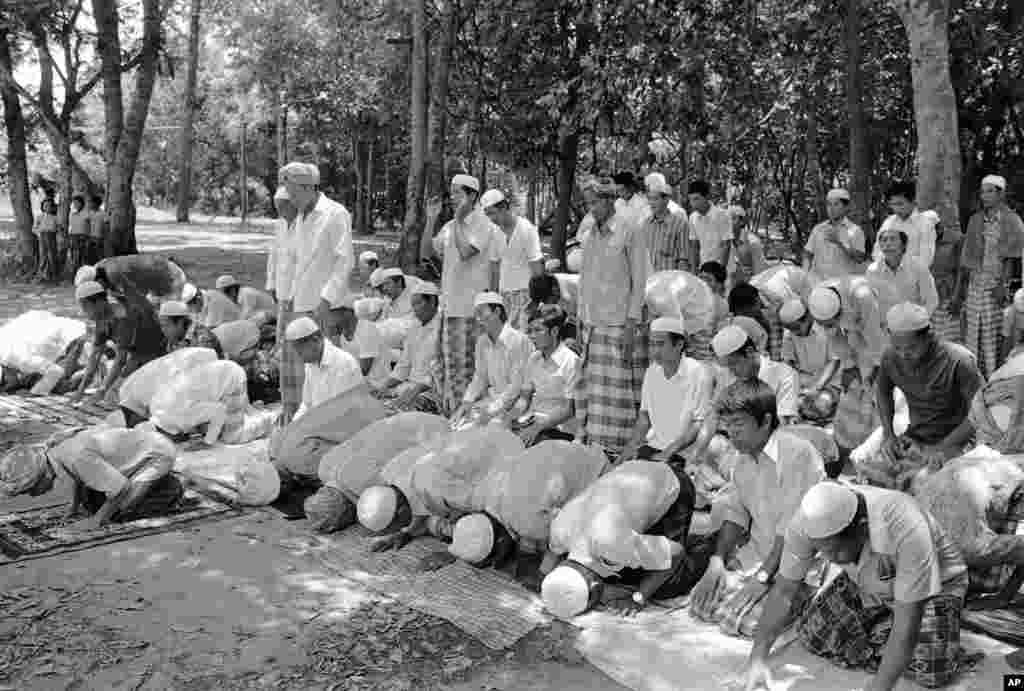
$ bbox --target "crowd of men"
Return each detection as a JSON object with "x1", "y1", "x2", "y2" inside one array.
[{"x1": 3, "y1": 161, "x2": 1024, "y2": 691}]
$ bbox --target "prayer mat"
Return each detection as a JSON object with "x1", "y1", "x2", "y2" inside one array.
[
  {"x1": 0, "y1": 486, "x2": 238, "y2": 564},
  {"x1": 0, "y1": 393, "x2": 116, "y2": 428},
  {"x1": 961, "y1": 602, "x2": 1024, "y2": 647}
]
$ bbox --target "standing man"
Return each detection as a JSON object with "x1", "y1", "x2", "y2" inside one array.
[
  {"x1": 273, "y1": 162, "x2": 355, "y2": 424},
  {"x1": 803, "y1": 188, "x2": 867, "y2": 285},
  {"x1": 574, "y1": 176, "x2": 650, "y2": 459},
  {"x1": 688, "y1": 180, "x2": 732, "y2": 268},
  {"x1": 875, "y1": 180, "x2": 937, "y2": 269},
  {"x1": 481, "y1": 189, "x2": 543, "y2": 330},
  {"x1": 87, "y1": 195, "x2": 106, "y2": 264},
  {"x1": 865, "y1": 227, "x2": 939, "y2": 318},
  {"x1": 642, "y1": 176, "x2": 694, "y2": 272},
  {"x1": 433, "y1": 174, "x2": 500, "y2": 412}
]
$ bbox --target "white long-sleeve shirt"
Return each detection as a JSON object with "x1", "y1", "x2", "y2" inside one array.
[
  {"x1": 296, "y1": 340, "x2": 364, "y2": 419},
  {"x1": 875, "y1": 209, "x2": 937, "y2": 268},
  {"x1": 287, "y1": 194, "x2": 355, "y2": 311},
  {"x1": 266, "y1": 217, "x2": 297, "y2": 300}
]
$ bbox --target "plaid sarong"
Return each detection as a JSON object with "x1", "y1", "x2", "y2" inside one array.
[
  {"x1": 762, "y1": 301, "x2": 784, "y2": 361},
  {"x1": 931, "y1": 304, "x2": 963, "y2": 344},
  {"x1": 441, "y1": 315, "x2": 477, "y2": 414},
  {"x1": 277, "y1": 305, "x2": 306, "y2": 414},
  {"x1": 502, "y1": 289, "x2": 531, "y2": 331},
  {"x1": 964, "y1": 275, "x2": 1002, "y2": 379},
  {"x1": 798, "y1": 571, "x2": 968, "y2": 689},
  {"x1": 381, "y1": 388, "x2": 444, "y2": 416},
  {"x1": 572, "y1": 323, "x2": 649, "y2": 457},
  {"x1": 686, "y1": 329, "x2": 714, "y2": 362},
  {"x1": 969, "y1": 488, "x2": 1024, "y2": 594}
]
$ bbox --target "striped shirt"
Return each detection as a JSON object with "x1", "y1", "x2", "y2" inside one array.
[{"x1": 642, "y1": 210, "x2": 693, "y2": 272}]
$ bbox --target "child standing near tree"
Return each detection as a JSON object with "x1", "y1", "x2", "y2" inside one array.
[
  {"x1": 33, "y1": 198, "x2": 59, "y2": 281},
  {"x1": 68, "y1": 194, "x2": 91, "y2": 271},
  {"x1": 87, "y1": 195, "x2": 107, "y2": 263}
]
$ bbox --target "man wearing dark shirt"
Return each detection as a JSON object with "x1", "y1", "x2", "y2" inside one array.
[
  {"x1": 72, "y1": 281, "x2": 167, "y2": 403},
  {"x1": 858, "y1": 302, "x2": 983, "y2": 489}
]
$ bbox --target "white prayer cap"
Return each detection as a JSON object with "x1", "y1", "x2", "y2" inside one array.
[
  {"x1": 369, "y1": 268, "x2": 385, "y2": 288},
  {"x1": 808, "y1": 286, "x2": 841, "y2": 321},
  {"x1": 75, "y1": 280, "x2": 105, "y2": 301},
  {"x1": 412, "y1": 281, "x2": 440, "y2": 297},
  {"x1": 74, "y1": 265, "x2": 96, "y2": 286},
  {"x1": 730, "y1": 316, "x2": 767, "y2": 351},
  {"x1": 181, "y1": 283, "x2": 199, "y2": 303},
  {"x1": 358, "y1": 250, "x2": 379, "y2": 266},
  {"x1": 541, "y1": 563, "x2": 602, "y2": 619},
  {"x1": 799, "y1": 482, "x2": 858, "y2": 539},
  {"x1": 304, "y1": 486, "x2": 355, "y2": 532},
  {"x1": 650, "y1": 317, "x2": 686, "y2": 336},
  {"x1": 982, "y1": 174, "x2": 1007, "y2": 191},
  {"x1": 448, "y1": 513, "x2": 495, "y2": 564},
  {"x1": 712, "y1": 324, "x2": 750, "y2": 358},
  {"x1": 645, "y1": 172, "x2": 671, "y2": 196},
  {"x1": 279, "y1": 161, "x2": 318, "y2": 186},
  {"x1": 357, "y1": 485, "x2": 399, "y2": 532},
  {"x1": 886, "y1": 302, "x2": 930, "y2": 333},
  {"x1": 451, "y1": 174, "x2": 480, "y2": 192},
  {"x1": 378, "y1": 267, "x2": 403, "y2": 283},
  {"x1": 158, "y1": 301, "x2": 190, "y2": 318},
  {"x1": 480, "y1": 189, "x2": 506, "y2": 209},
  {"x1": 284, "y1": 316, "x2": 320, "y2": 341},
  {"x1": 216, "y1": 275, "x2": 240, "y2": 290},
  {"x1": 778, "y1": 299, "x2": 807, "y2": 324},
  {"x1": 273, "y1": 185, "x2": 290, "y2": 202},
  {"x1": 1014, "y1": 288, "x2": 1024, "y2": 313},
  {"x1": 566, "y1": 247, "x2": 583, "y2": 273},
  {"x1": 473, "y1": 291, "x2": 505, "y2": 309},
  {"x1": 235, "y1": 458, "x2": 281, "y2": 506},
  {"x1": 827, "y1": 188, "x2": 851, "y2": 202}
]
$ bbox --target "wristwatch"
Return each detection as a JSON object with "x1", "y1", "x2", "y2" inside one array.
[
  {"x1": 631, "y1": 590, "x2": 646, "y2": 606},
  {"x1": 755, "y1": 569, "x2": 773, "y2": 585}
]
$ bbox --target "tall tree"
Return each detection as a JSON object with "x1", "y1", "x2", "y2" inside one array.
[
  {"x1": 845, "y1": 0, "x2": 871, "y2": 228},
  {"x1": 401, "y1": 0, "x2": 429, "y2": 271},
  {"x1": 0, "y1": 24, "x2": 36, "y2": 268},
  {"x1": 175, "y1": 0, "x2": 202, "y2": 222}
]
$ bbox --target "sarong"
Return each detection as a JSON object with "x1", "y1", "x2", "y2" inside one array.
[
  {"x1": 763, "y1": 302, "x2": 784, "y2": 361},
  {"x1": 277, "y1": 304, "x2": 306, "y2": 415},
  {"x1": 685, "y1": 329, "x2": 714, "y2": 362},
  {"x1": 931, "y1": 303, "x2": 963, "y2": 344},
  {"x1": 441, "y1": 315, "x2": 477, "y2": 414},
  {"x1": 501, "y1": 288, "x2": 531, "y2": 331},
  {"x1": 572, "y1": 323, "x2": 649, "y2": 457},
  {"x1": 964, "y1": 275, "x2": 1002, "y2": 379},
  {"x1": 969, "y1": 488, "x2": 1024, "y2": 594}
]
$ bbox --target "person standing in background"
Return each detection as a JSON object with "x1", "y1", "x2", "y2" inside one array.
[
  {"x1": 688, "y1": 180, "x2": 732, "y2": 268},
  {"x1": 642, "y1": 176, "x2": 694, "y2": 272},
  {"x1": 875, "y1": 180, "x2": 937, "y2": 269},
  {"x1": 87, "y1": 195, "x2": 106, "y2": 264},
  {"x1": 803, "y1": 188, "x2": 866, "y2": 284},
  {"x1": 33, "y1": 198, "x2": 59, "y2": 281},
  {"x1": 68, "y1": 195, "x2": 91, "y2": 273},
  {"x1": 481, "y1": 188, "x2": 543, "y2": 330},
  {"x1": 929, "y1": 209, "x2": 964, "y2": 343}
]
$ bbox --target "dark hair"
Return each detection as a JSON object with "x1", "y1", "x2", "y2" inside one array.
[
  {"x1": 887, "y1": 181, "x2": 916, "y2": 202},
  {"x1": 90, "y1": 194, "x2": 103, "y2": 206},
  {"x1": 460, "y1": 186, "x2": 479, "y2": 200},
  {"x1": 72, "y1": 194, "x2": 85, "y2": 206},
  {"x1": 479, "y1": 513, "x2": 517, "y2": 569},
  {"x1": 688, "y1": 179, "x2": 711, "y2": 197},
  {"x1": 528, "y1": 274, "x2": 561, "y2": 304},
  {"x1": 492, "y1": 199, "x2": 511, "y2": 211},
  {"x1": 613, "y1": 171, "x2": 638, "y2": 190},
  {"x1": 715, "y1": 379, "x2": 779, "y2": 430},
  {"x1": 728, "y1": 282, "x2": 762, "y2": 313},
  {"x1": 699, "y1": 261, "x2": 727, "y2": 284},
  {"x1": 481, "y1": 302, "x2": 507, "y2": 323},
  {"x1": 390, "y1": 275, "x2": 406, "y2": 290},
  {"x1": 413, "y1": 292, "x2": 439, "y2": 310},
  {"x1": 528, "y1": 303, "x2": 567, "y2": 332}
]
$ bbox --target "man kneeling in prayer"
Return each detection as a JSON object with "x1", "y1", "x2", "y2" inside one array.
[
  {"x1": 688, "y1": 380, "x2": 825, "y2": 637},
  {"x1": 0, "y1": 425, "x2": 182, "y2": 532},
  {"x1": 744, "y1": 482, "x2": 969, "y2": 691}
]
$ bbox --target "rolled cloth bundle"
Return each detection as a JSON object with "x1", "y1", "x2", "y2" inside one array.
[
  {"x1": 644, "y1": 270, "x2": 716, "y2": 333},
  {"x1": 118, "y1": 347, "x2": 219, "y2": 416},
  {"x1": 970, "y1": 353, "x2": 1024, "y2": 453}
]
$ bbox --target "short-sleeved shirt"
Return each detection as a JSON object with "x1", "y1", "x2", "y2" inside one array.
[
  {"x1": 94, "y1": 296, "x2": 167, "y2": 361},
  {"x1": 497, "y1": 217, "x2": 543, "y2": 293},
  {"x1": 48, "y1": 427, "x2": 176, "y2": 496},
  {"x1": 865, "y1": 255, "x2": 939, "y2": 318},
  {"x1": 641, "y1": 357, "x2": 714, "y2": 450},
  {"x1": 642, "y1": 210, "x2": 693, "y2": 272},
  {"x1": 780, "y1": 485, "x2": 967, "y2": 606},
  {"x1": 804, "y1": 218, "x2": 866, "y2": 282},
  {"x1": 337, "y1": 319, "x2": 391, "y2": 388},
  {"x1": 435, "y1": 209, "x2": 499, "y2": 318},
  {"x1": 68, "y1": 211, "x2": 91, "y2": 236},
  {"x1": 297, "y1": 340, "x2": 364, "y2": 418},
  {"x1": 782, "y1": 323, "x2": 832, "y2": 386},
  {"x1": 689, "y1": 205, "x2": 732, "y2": 265},
  {"x1": 89, "y1": 209, "x2": 106, "y2": 239},
  {"x1": 524, "y1": 344, "x2": 579, "y2": 429},
  {"x1": 577, "y1": 212, "x2": 649, "y2": 327},
  {"x1": 876, "y1": 209, "x2": 937, "y2": 269},
  {"x1": 818, "y1": 276, "x2": 886, "y2": 377},
  {"x1": 878, "y1": 340, "x2": 982, "y2": 446},
  {"x1": 715, "y1": 356, "x2": 799, "y2": 418},
  {"x1": 392, "y1": 315, "x2": 441, "y2": 391}
]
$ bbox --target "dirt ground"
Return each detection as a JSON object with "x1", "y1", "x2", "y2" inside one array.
[{"x1": 0, "y1": 218, "x2": 627, "y2": 691}]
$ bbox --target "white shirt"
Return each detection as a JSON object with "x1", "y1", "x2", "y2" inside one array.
[
  {"x1": 289, "y1": 194, "x2": 355, "y2": 312},
  {"x1": 875, "y1": 209, "x2": 937, "y2": 268},
  {"x1": 433, "y1": 208, "x2": 500, "y2": 318},
  {"x1": 781, "y1": 323, "x2": 833, "y2": 387},
  {"x1": 641, "y1": 357, "x2": 715, "y2": 450},
  {"x1": 715, "y1": 356, "x2": 799, "y2": 418},
  {"x1": 237, "y1": 286, "x2": 277, "y2": 320},
  {"x1": 392, "y1": 314, "x2": 442, "y2": 391},
  {"x1": 689, "y1": 205, "x2": 732, "y2": 264},
  {"x1": 381, "y1": 275, "x2": 423, "y2": 321},
  {"x1": 523, "y1": 344, "x2": 580, "y2": 429},
  {"x1": 297, "y1": 339, "x2": 364, "y2": 419},
  {"x1": 463, "y1": 323, "x2": 534, "y2": 411},
  {"x1": 266, "y1": 216, "x2": 296, "y2": 300},
  {"x1": 497, "y1": 216, "x2": 543, "y2": 293},
  {"x1": 336, "y1": 319, "x2": 391, "y2": 388}
]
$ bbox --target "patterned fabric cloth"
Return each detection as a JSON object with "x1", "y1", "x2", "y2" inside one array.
[
  {"x1": 442, "y1": 316, "x2": 478, "y2": 414},
  {"x1": 382, "y1": 389, "x2": 443, "y2": 415},
  {"x1": 967, "y1": 487, "x2": 1024, "y2": 594},
  {"x1": 762, "y1": 300, "x2": 784, "y2": 361},
  {"x1": 798, "y1": 571, "x2": 968, "y2": 689},
  {"x1": 642, "y1": 210, "x2": 693, "y2": 272},
  {"x1": 68, "y1": 235, "x2": 90, "y2": 274},
  {"x1": 572, "y1": 323, "x2": 649, "y2": 457},
  {"x1": 715, "y1": 578, "x2": 814, "y2": 639},
  {"x1": 931, "y1": 304, "x2": 963, "y2": 344},
  {"x1": 685, "y1": 329, "x2": 714, "y2": 362},
  {"x1": 277, "y1": 305, "x2": 306, "y2": 413},
  {"x1": 964, "y1": 216, "x2": 1005, "y2": 378},
  {"x1": 501, "y1": 288, "x2": 531, "y2": 332}
]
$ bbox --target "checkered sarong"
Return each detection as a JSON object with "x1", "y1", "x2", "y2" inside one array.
[
  {"x1": 798, "y1": 571, "x2": 967, "y2": 689},
  {"x1": 442, "y1": 315, "x2": 477, "y2": 414},
  {"x1": 686, "y1": 329, "x2": 714, "y2": 362},
  {"x1": 502, "y1": 289, "x2": 531, "y2": 331},
  {"x1": 762, "y1": 301, "x2": 784, "y2": 361},
  {"x1": 382, "y1": 389, "x2": 443, "y2": 416},
  {"x1": 572, "y1": 323, "x2": 648, "y2": 457},
  {"x1": 277, "y1": 306, "x2": 306, "y2": 412},
  {"x1": 969, "y1": 489, "x2": 1024, "y2": 594},
  {"x1": 931, "y1": 304, "x2": 963, "y2": 344},
  {"x1": 964, "y1": 276, "x2": 1002, "y2": 379}
]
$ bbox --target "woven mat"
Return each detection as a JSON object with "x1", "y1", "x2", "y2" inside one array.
[
  {"x1": 287, "y1": 525, "x2": 549, "y2": 650},
  {"x1": 0, "y1": 393, "x2": 116, "y2": 428},
  {"x1": 0, "y1": 487, "x2": 239, "y2": 564},
  {"x1": 962, "y1": 603, "x2": 1024, "y2": 646}
]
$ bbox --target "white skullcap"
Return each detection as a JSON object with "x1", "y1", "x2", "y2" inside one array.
[
  {"x1": 451, "y1": 174, "x2": 480, "y2": 192},
  {"x1": 158, "y1": 301, "x2": 190, "y2": 318},
  {"x1": 235, "y1": 459, "x2": 281, "y2": 506},
  {"x1": 1014, "y1": 288, "x2": 1024, "y2": 313},
  {"x1": 473, "y1": 291, "x2": 505, "y2": 309},
  {"x1": 645, "y1": 172, "x2": 671, "y2": 196},
  {"x1": 650, "y1": 317, "x2": 686, "y2": 336},
  {"x1": 369, "y1": 268, "x2": 385, "y2": 287},
  {"x1": 778, "y1": 299, "x2": 807, "y2": 324},
  {"x1": 280, "y1": 161, "x2": 318, "y2": 185},
  {"x1": 566, "y1": 247, "x2": 583, "y2": 273},
  {"x1": 712, "y1": 324, "x2": 751, "y2": 358},
  {"x1": 284, "y1": 316, "x2": 320, "y2": 341},
  {"x1": 182, "y1": 283, "x2": 199, "y2": 303},
  {"x1": 827, "y1": 188, "x2": 851, "y2": 202},
  {"x1": 216, "y1": 275, "x2": 240, "y2": 290},
  {"x1": 304, "y1": 486, "x2": 354, "y2": 532},
  {"x1": 378, "y1": 267, "x2": 403, "y2": 282},
  {"x1": 799, "y1": 482, "x2": 858, "y2": 539},
  {"x1": 357, "y1": 485, "x2": 399, "y2": 532},
  {"x1": 982, "y1": 174, "x2": 1007, "y2": 191},
  {"x1": 480, "y1": 189, "x2": 506, "y2": 209},
  {"x1": 448, "y1": 513, "x2": 495, "y2": 564},
  {"x1": 808, "y1": 286, "x2": 841, "y2": 321},
  {"x1": 74, "y1": 265, "x2": 96, "y2": 286},
  {"x1": 886, "y1": 302, "x2": 930, "y2": 333},
  {"x1": 541, "y1": 564, "x2": 596, "y2": 619},
  {"x1": 273, "y1": 185, "x2": 290, "y2": 201},
  {"x1": 730, "y1": 316, "x2": 767, "y2": 351},
  {"x1": 75, "y1": 280, "x2": 105, "y2": 301},
  {"x1": 358, "y1": 250, "x2": 379, "y2": 265},
  {"x1": 412, "y1": 281, "x2": 440, "y2": 296}
]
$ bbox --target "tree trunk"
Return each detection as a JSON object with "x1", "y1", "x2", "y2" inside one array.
[
  {"x1": 176, "y1": 0, "x2": 202, "y2": 222},
  {"x1": 425, "y1": 0, "x2": 459, "y2": 199},
  {"x1": 845, "y1": 0, "x2": 872, "y2": 230},
  {"x1": 889, "y1": 0, "x2": 962, "y2": 231},
  {"x1": 353, "y1": 134, "x2": 365, "y2": 235},
  {"x1": 399, "y1": 0, "x2": 429, "y2": 272},
  {"x1": 365, "y1": 133, "x2": 374, "y2": 233},
  {"x1": 552, "y1": 131, "x2": 578, "y2": 266},
  {"x1": 0, "y1": 26, "x2": 36, "y2": 267}
]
